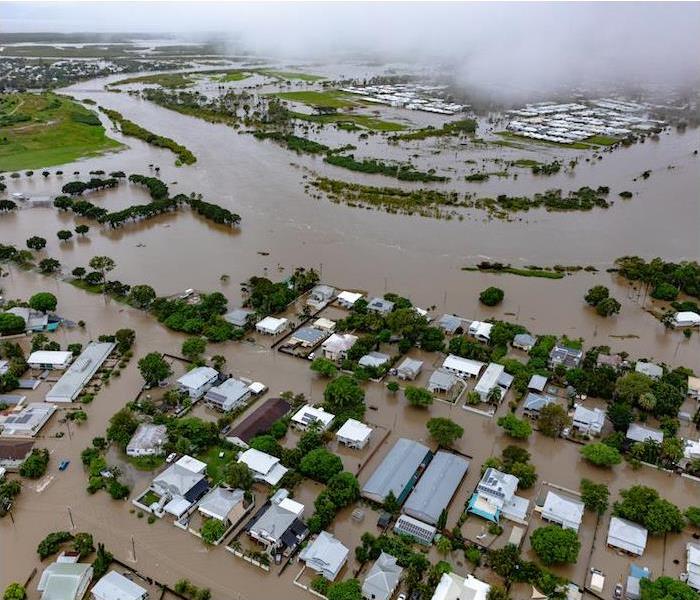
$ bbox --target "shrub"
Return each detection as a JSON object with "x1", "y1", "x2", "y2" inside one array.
[{"x1": 479, "y1": 287, "x2": 504, "y2": 306}]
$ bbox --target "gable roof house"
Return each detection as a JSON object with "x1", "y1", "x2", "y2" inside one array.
[
  {"x1": 367, "y1": 297, "x2": 395, "y2": 315},
  {"x1": 6, "y1": 306, "x2": 50, "y2": 332},
  {"x1": 300, "y1": 531, "x2": 349, "y2": 581},
  {"x1": 336, "y1": 419, "x2": 373, "y2": 449},
  {"x1": 37, "y1": 559, "x2": 93, "y2": 600},
  {"x1": 468, "y1": 467, "x2": 520, "y2": 523},
  {"x1": 572, "y1": 405, "x2": 606, "y2": 435},
  {"x1": 541, "y1": 490, "x2": 585, "y2": 532},
  {"x1": 607, "y1": 516, "x2": 648, "y2": 556},
  {"x1": 522, "y1": 393, "x2": 557, "y2": 417},
  {"x1": 321, "y1": 333, "x2": 358, "y2": 362},
  {"x1": 686, "y1": 542, "x2": 700, "y2": 591},
  {"x1": 238, "y1": 448, "x2": 288, "y2": 486},
  {"x1": 197, "y1": 486, "x2": 246, "y2": 526},
  {"x1": 427, "y1": 370, "x2": 458, "y2": 394},
  {"x1": 226, "y1": 398, "x2": 290, "y2": 447},
  {"x1": 358, "y1": 351, "x2": 390, "y2": 369},
  {"x1": 512, "y1": 333, "x2": 536, "y2": 351},
  {"x1": 204, "y1": 377, "x2": 251, "y2": 412},
  {"x1": 393, "y1": 513, "x2": 438, "y2": 545},
  {"x1": 0, "y1": 439, "x2": 34, "y2": 471},
  {"x1": 548, "y1": 344, "x2": 583, "y2": 369},
  {"x1": 91, "y1": 571, "x2": 148, "y2": 600},
  {"x1": 527, "y1": 374, "x2": 548, "y2": 393},
  {"x1": 255, "y1": 316, "x2": 289, "y2": 336},
  {"x1": 362, "y1": 552, "x2": 403, "y2": 600},
  {"x1": 362, "y1": 438, "x2": 432, "y2": 504},
  {"x1": 289, "y1": 326, "x2": 328, "y2": 348},
  {"x1": 337, "y1": 291, "x2": 364, "y2": 309},
  {"x1": 474, "y1": 363, "x2": 512, "y2": 402},
  {"x1": 396, "y1": 357, "x2": 423, "y2": 381},
  {"x1": 635, "y1": 361, "x2": 663, "y2": 380},
  {"x1": 468, "y1": 321, "x2": 493, "y2": 343},
  {"x1": 431, "y1": 572, "x2": 490, "y2": 600},
  {"x1": 307, "y1": 284, "x2": 335, "y2": 310},
  {"x1": 442, "y1": 355, "x2": 484, "y2": 379},
  {"x1": 246, "y1": 497, "x2": 308, "y2": 554},
  {"x1": 126, "y1": 423, "x2": 167, "y2": 457},
  {"x1": 291, "y1": 404, "x2": 335, "y2": 431},
  {"x1": 438, "y1": 314, "x2": 463, "y2": 334},
  {"x1": 177, "y1": 366, "x2": 219, "y2": 400},
  {"x1": 151, "y1": 461, "x2": 209, "y2": 517},
  {"x1": 672, "y1": 311, "x2": 700, "y2": 328},
  {"x1": 688, "y1": 376, "x2": 700, "y2": 401},
  {"x1": 1, "y1": 403, "x2": 56, "y2": 438}
]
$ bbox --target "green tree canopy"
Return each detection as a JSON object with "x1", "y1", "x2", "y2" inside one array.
[
  {"x1": 536, "y1": 403, "x2": 571, "y2": 438},
  {"x1": 639, "y1": 577, "x2": 697, "y2": 600},
  {"x1": 299, "y1": 448, "x2": 343, "y2": 483},
  {"x1": 29, "y1": 292, "x2": 57, "y2": 313},
  {"x1": 584, "y1": 285, "x2": 610, "y2": 306},
  {"x1": 181, "y1": 337, "x2": 207, "y2": 361},
  {"x1": 497, "y1": 413, "x2": 532, "y2": 439},
  {"x1": 580, "y1": 443, "x2": 622, "y2": 467},
  {"x1": 404, "y1": 385, "x2": 433, "y2": 408},
  {"x1": 137, "y1": 352, "x2": 172, "y2": 386},
  {"x1": 426, "y1": 417, "x2": 464, "y2": 447},
  {"x1": 311, "y1": 357, "x2": 337, "y2": 378},
  {"x1": 3, "y1": 583, "x2": 26, "y2": 600},
  {"x1": 224, "y1": 462, "x2": 253, "y2": 491},
  {"x1": 106, "y1": 408, "x2": 139, "y2": 450},
  {"x1": 580, "y1": 478, "x2": 609, "y2": 514},
  {"x1": 613, "y1": 485, "x2": 684, "y2": 535},
  {"x1": 200, "y1": 519, "x2": 227, "y2": 544},
  {"x1": 530, "y1": 525, "x2": 580, "y2": 565},
  {"x1": 323, "y1": 375, "x2": 365, "y2": 421},
  {"x1": 479, "y1": 287, "x2": 505, "y2": 306}
]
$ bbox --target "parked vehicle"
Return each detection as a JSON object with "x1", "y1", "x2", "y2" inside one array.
[{"x1": 58, "y1": 460, "x2": 70, "y2": 471}]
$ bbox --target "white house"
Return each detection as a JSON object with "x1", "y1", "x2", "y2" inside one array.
[
  {"x1": 177, "y1": 366, "x2": 218, "y2": 400},
  {"x1": 321, "y1": 333, "x2": 358, "y2": 362},
  {"x1": 126, "y1": 424, "x2": 167, "y2": 457},
  {"x1": 396, "y1": 357, "x2": 423, "y2": 381},
  {"x1": 431, "y1": 572, "x2": 490, "y2": 600},
  {"x1": 38, "y1": 558, "x2": 93, "y2": 600},
  {"x1": 672, "y1": 311, "x2": 700, "y2": 328},
  {"x1": 197, "y1": 486, "x2": 246, "y2": 527},
  {"x1": 362, "y1": 552, "x2": 403, "y2": 600},
  {"x1": 238, "y1": 448, "x2": 288, "y2": 486},
  {"x1": 607, "y1": 516, "x2": 647, "y2": 556},
  {"x1": 300, "y1": 531, "x2": 349, "y2": 581},
  {"x1": 91, "y1": 571, "x2": 148, "y2": 600},
  {"x1": 474, "y1": 363, "x2": 507, "y2": 402},
  {"x1": 635, "y1": 361, "x2": 663, "y2": 380},
  {"x1": 336, "y1": 419, "x2": 372, "y2": 449},
  {"x1": 541, "y1": 490, "x2": 585, "y2": 532},
  {"x1": 686, "y1": 542, "x2": 700, "y2": 591},
  {"x1": 291, "y1": 404, "x2": 335, "y2": 431},
  {"x1": 337, "y1": 291, "x2": 364, "y2": 309},
  {"x1": 312, "y1": 317, "x2": 336, "y2": 332},
  {"x1": 1, "y1": 403, "x2": 56, "y2": 438},
  {"x1": 367, "y1": 297, "x2": 395, "y2": 315},
  {"x1": 469, "y1": 467, "x2": 522, "y2": 523},
  {"x1": 442, "y1": 355, "x2": 484, "y2": 379},
  {"x1": 307, "y1": 284, "x2": 335, "y2": 309},
  {"x1": 572, "y1": 405, "x2": 606, "y2": 436},
  {"x1": 255, "y1": 316, "x2": 289, "y2": 335},
  {"x1": 27, "y1": 351, "x2": 73, "y2": 370},
  {"x1": 468, "y1": 321, "x2": 493, "y2": 343},
  {"x1": 358, "y1": 351, "x2": 390, "y2": 369},
  {"x1": 204, "y1": 377, "x2": 251, "y2": 412}
]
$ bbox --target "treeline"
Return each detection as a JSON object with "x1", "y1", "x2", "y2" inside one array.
[
  {"x1": 185, "y1": 195, "x2": 241, "y2": 226},
  {"x1": 477, "y1": 186, "x2": 611, "y2": 213},
  {"x1": 102, "y1": 107, "x2": 196, "y2": 165},
  {"x1": 253, "y1": 131, "x2": 329, "y2": 154},
  {"x1": 243, "y1": 267, "x2": 320, "y2": 314},
  {"x1": 324, "y1": 154, "x2": 448, "y2": 182},
  {"x1": 61, "y1": 177, "x2": 119, "y2": 195},
  {"x1": 614, "y1": 256, "x2": 700, "y2": 300}
]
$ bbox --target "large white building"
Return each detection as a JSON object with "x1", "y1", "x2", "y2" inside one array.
[
  {"x1": 27, "y1": 351, "x2": 73, "y2": 370},
  {"x1": 91, "y1": 571, "x2": 148, "y2": 600},
  {"x1": 238, "y1": 448, "x2": 288, "y2": 486},
  {"x1": 336, "y1": 419, "x2": 372, "y2": 449},
  {"x1": 177, "y1": 366, "x2": 218, "y2": 400},
  {"x1": 45, "y1": 342, "x2": 116, "y2": 402},
  {"x1": 442, "y1": 355, "x2": 484, "y2": 379}
]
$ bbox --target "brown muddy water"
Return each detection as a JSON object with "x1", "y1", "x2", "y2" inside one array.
[{"x1": 1, "y1": 70, "x2": 699, "y2": 598}]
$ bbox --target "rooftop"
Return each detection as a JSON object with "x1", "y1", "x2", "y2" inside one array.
[
  {"x1": 291, "y1": 404, "x2": 335, "y2": 429},
  {"x1": 126, "y1": 423, "x2": 167, "y2": 453},
  {"x1": 336, "y1": 419, "x2": 372, "y2": 443},
  {"x1": 177, "y1": 366, "x2": 218, "y2": 390},
  {"x1": 228, "y1": 398, "x2": 290, "y2": 444},
  {"x1": 91, "y1": 571, "x2": 147, "y2": 600},
  {"x1": 626, "y1": 423, "x2": 664, "y2": 444},
  {"x1": 45, "y1": 342, "x2": 116, "y2": 402},
  {"x1": 362, "y1": 438, "x2": 431, "y2": 503}
]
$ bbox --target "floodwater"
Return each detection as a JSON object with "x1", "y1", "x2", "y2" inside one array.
[{"x1": 1, "y1": 68, "x2": 699, "y2": 598}]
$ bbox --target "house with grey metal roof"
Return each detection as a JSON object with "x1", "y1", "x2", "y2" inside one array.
[
  {"x1": 92, "y1": 570, "x2": 148, "y2": 600},
  {"x1": 607, "y1": 516, "x2": 647, "y2": 555},
  {"x1": 290, "y1": 326, "x2": 327, "y2": 347},
  {"x1": 626, "y1": 423, "x2": 664, "y2": 444},
  {"x1": 572, "y1": 405, "x2": 606, "y2": 436},
  {"x1": 362, "y1": 438, "x2": 432, "y2": 504},
  {"x1": 223, "y1": 308, "x2": 254, "y2": 328},
  {"x1": 522, "y1": 392, "x2": 557, "y2": 417},
  {"x1": 247, "y1": 499, "x2": 307, "y2": 553},
  {"x1": 1, "y1": 403, "x2": 56, "y2": 438},
  {"x1": 37, "y1": 559, "x2": 93, "y2": 600},
  {"x1": 45, "y1": 342, "x2": 116, "y2": 403},
  {"x1": 427, "y1": 370, "x2": 458, "y2": 394},
  {"x1": 126, "y1": 423, "x2": 167, "y2": 457},
  {"x1": 635, "y1": 361, "x2": 663, "y2": 380},
  {"x1": 362, "y1": 552, "x2": 403, "y2": 600},
  {"x1": 396, "y1": 357, "x2": 423, "y2": 380},
  {"x1": 307, "y1": 284, "x2": 336, "y2": 310},
  {"x1": 204, "y1": 377, "x2": 251, "y2": 412},
  {"x1": 367, "y1": 297, "x2": 395, "y2": 315},
  {"x1": 197, "y1": 486, "x2": 246, "y2": 525},
  {"x1": 403, "y1": 451, "x2": 469, "y2": 526},
  {"x1": 541, "y1": 490, "x2": 585, "y2": 532},
  {"x1": 359, "y1": 351, "x2": 390, "y2": 369},
  {"x1": 438, "y1": 314, "x2": 463, "y2": 334},
  {"x1": 527, "y1": 374, "x2": 548, "y2": 393},
  {"x1": 177, "y1": 366, "x2": 219, "y2": 400},
  {"x1": 512, "y1": 333, "x2": 536, "y2": 351},
  {"x1": 300, "y1": 531, "x2": 349, "y2": 581}
]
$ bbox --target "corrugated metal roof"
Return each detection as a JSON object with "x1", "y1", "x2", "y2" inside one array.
[{"x1": 362, "y1": 438, "x2": 431, "y2": 503}]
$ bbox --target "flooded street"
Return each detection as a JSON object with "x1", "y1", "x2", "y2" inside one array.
[{"x1": 1, "y1": 67, "x2": 699, "y2": 600}]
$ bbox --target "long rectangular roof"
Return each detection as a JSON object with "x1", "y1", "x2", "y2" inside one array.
[
  {"x1": 45, "y1": 342, "x2": 115, "y2": 402},
  {"x1": 442, "y1": 355, "x2": 484, "y2": 377},
  {"x1": 403, "y1": 451, "x2": 469, "y2": 525},
  {"x1": 92, "y1": 571, "x2": 147, "y2": 600},
  {"x1": 475, "y1": 363, "x2": 505, "y2": 395},
  {"x1": 608, "y1": 516, "x2": 647, "y2": 555},
  {"x1": 362, "y1": 438, "x2": 431, "y2": 503}
]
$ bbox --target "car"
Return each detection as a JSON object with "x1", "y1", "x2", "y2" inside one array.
[
  {"x1": 166, "y1": 452, "x2": 177, "y2": 463},
  {"x1": 613, "y1": 583, "x2": 623, "y2": 599},
  {"x1": 307, "y1": 352, "x2": 316, "y2": 361},
  {"x1": 58, "y1": 460, "x2": 70, "y2": 471},
  {"x1": 397, "y1": 594, "x2": 407, "y2": 600}
]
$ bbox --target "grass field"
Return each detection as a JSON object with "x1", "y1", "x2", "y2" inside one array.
[
  {"x1": 584, "y1": 134, "x2": 618, "y2": 146},
  {"x1": 291, "y1": 111, "x2": 406, "y2": 131},
  {"x1": 215, "y1": 71, "x2": 251, "y2": 82},
  {"x1": 260, "y1": 70, "x2": 325, "y2": 82},
  {"x1": 275, "y1": 90, "x2": 358, "y2": 109},
  {"x1": 109, "y1": 72, "x2": 196, "y2": 88},
  {"x1": 0, "y1": 92, "x2": 122, "y2": 172},
  {"x1": 461, "y1": 266, "x2": 565, "y2": 279}
]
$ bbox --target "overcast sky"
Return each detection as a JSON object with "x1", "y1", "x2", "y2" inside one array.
[{"x1": 4, "y1": 2, "x2": 700, "y2": 95}]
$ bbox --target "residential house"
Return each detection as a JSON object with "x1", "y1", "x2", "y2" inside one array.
[
  {"x1": 597, "y1": 354, "x2": 623, "y2": 369},
  {"x1": 255, "y1": 316, "x2": 289, "y2": 336},
  {"x1": 300, "y1": 531, "x2": 349, "y2": 581},
  {"x1": 625, "y1": 565, "x2": 651, "y2": 600},
  {"x1": 1, "y1": 403, "x2": 56, "y2": 438},
  {"x1": 437, "y1": 314, "x2": 463, "y2": 335},
  {"x1": 527, "y1": 374, "x2": 548, "y2": 393},
  {"x1": 45, "y1": 342, "x2": 116, "y2": 403},
  {"x1": 91, "y1": 571, "x2": 148, "y2": 600},
  {"x1": 441, "y1": 355, "x2": 484, "y2": 379},
  {"x1": 396, "y1": 357, "x2": 423, "y2": 381},
  {"x1": 307, "y1": 284, "x2": 335, "y2": 310},
  {"x1": 27, "y1": 351, "x2": 73, "y2": 370},
  {"x1": 427, "y1": 370, "x2": 458, "y2": 394},
  {"x1": 635, "y1": 361, "x2": 663, "y2": 380},
  {"x1": 312, "y1": 317, "x2": 336, "y2": 332},
  {"x1": 512, "y1": 333, "x2": 536, "y2": 352},
  {"x1": 0, "y1": 439, "x2": 34, "y2": 471},
  {"x1": 572, "y1": 405, "x2": 606, "y2": 436},
  {"x1": 431, "y1": 572, "x2": 490, "y2": 600},
  {"x1": 358, "y1": 351, "x2": 390, "y2": 369},
  {"x1": 291, "y1": 405, "x2": 334, "y2": 431},
  {"x1": 289, "y1": 326, "x2": 327, "y2": 348},
  {"x1": 688, "y1": 376, "x2": 700, "y2": 401},
  {"x1": 204, "y1": 377, "x2": 251, "y2": 412},
  {"x1": 6, "y1": 306, "x2": 50, "y2": 332},
  {"x1": 321, "y1": 333, "x2": 358, "y2": 362},
  {"x1": 541, "y1": 490, "x2": 585, "y2": 532},
  {"x1": 361, "y1": 438, "x2": 432, "y2": 504},
  {"x1": 238, "y1": 448, "x2": 288, "y2": 486},
  {"x1": 197, "y1": 486, "x2": 246, "y2": 528},
  {"x1": 37, "y1": 556, "x2": 93, "y2": 600},
  {"x1": 223, "y1": 308, "x2": 254, "y2": 328},
  {"x1": 626, "y1": 423, "x2": 664, "y2": 445},
  {"x1": 150, "y1": 458, "x2": 209, "y2": 518},
  {"x1": 337, "y1": 291, "x2": 364, "y2": 309},
  {"x1": 607, "y1": 516, "x2": 647, "y2": 556},
  {"x1": 672, "y1": 311, "x2": 700, "y2": 328},
  {"x1": 336, "y1": 419, "x2": 373, "y2": 449},
  {"x1": 247, "y1": 496, "x2": 307, "y2": 555},
  {"x1": 367, "y1": 297, "x2": 395, "y2": 315},
  {"x1": 522, "y1": 393, "x2": 557, "y2": 418},
  {"x1": 126, "y1": 424, "x2": 167, "y2": 457},
  {"x1": 468, "y1": 467, "x2": 523, "y2": 523},
  {"x1": 548, "y1": 344, "x2": 583, "y2": 369},
  {"x1": 686, "y1": 542, "x2": 700, "y2": 591},
  {"x1": 474, "y1": 363, "x2": 512, "y2": 402},
  {"x1": 362, "y1": 552, "x2": 403, "y2": 600},
  {"x1": 403, "y1": 451, "x2": 469, "y2": 526},
  {"x1": 177, "y1": 366, "x2": 219, "y2": 400},
  {"x1": 393, "y1": 514, "x2": 436, "y2": 545},
  {"x1": 468, "y1": 321, "x2": 493, "y2": 343}
]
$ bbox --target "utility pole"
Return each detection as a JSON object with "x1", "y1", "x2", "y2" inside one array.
[
  {"x1": 131, "y1": 535, "x2": 137, "y2": 562},
  {"x1": 67, "y1": 506, "x2": 75, "y2": 529}
]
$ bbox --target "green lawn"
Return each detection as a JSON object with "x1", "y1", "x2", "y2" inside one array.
[
  {"x1": 584, "y1": 134, "x2": 618, "y2": 146},
  {"x1": 139, "y1": 490, "x2": 161, "y2": 506},
  {"x1": 275, "y1": 90, "x2": 357, "y2": 109},
  {"x1": 109, "y1": 72, "x2": 196, "y2": 89},
  {"x1": 127, "y1": 455, "x2": 166, "y2": 471},
  {"x1": 218, "y1": 71, "x2": 251, "y2": 82},
  {"x1": 291, "y1": 111, "x2": 406, "y2": 132},
  {"x1": 198, "y1": 446, "x2": 237, "y2": 484},
  {"x1": 260, "y1": 70, "x2": 325, "y2": 82},
  {"x1": 0, "y1": 93, "x2": 123, "y2": 172}
]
